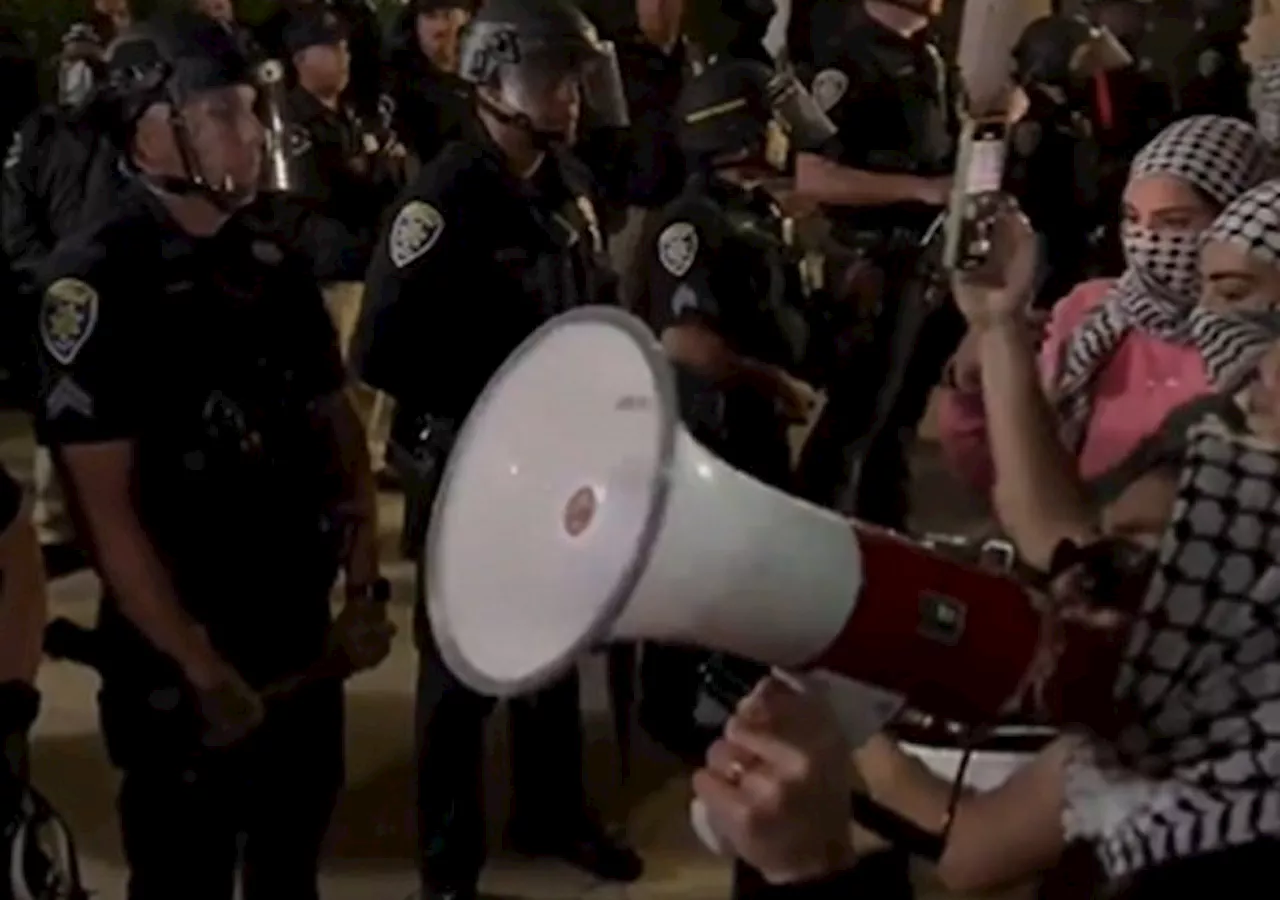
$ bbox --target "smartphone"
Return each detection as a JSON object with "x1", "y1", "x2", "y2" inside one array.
[{"x1": 942, "y1": 116, "x2": 1008, "y2": 271}]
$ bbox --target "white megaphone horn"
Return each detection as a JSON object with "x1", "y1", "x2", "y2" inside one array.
[{"x1": 424, "y1": 308, "x2": 1125, "y2": 727}]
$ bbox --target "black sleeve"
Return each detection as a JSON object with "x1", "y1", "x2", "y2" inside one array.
[
  {"x1": 352, "y1": 183, "x2": 494, "y2": 417},
  {"x1": 808, "y1": 59, "x2": 876, "y2": 164},
  {"x1": 645, "y1": 210, "x2": 727, "y2": 335},
  {"x1": 33, "y1": 263, "x2": 147, "y2": 445}
]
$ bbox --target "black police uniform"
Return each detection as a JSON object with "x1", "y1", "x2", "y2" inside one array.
[
  {"x1": 1, "y1": 102, "x2": 129, "y2": 408},
  {"x1": 642, "y1": 180, "x2": 806, "y2": 487},
  {"x1": 258, "y1": 0, "x2": 384, "y2": 116},
  {"x1": 281, "y1": 11, "x2": 402, "y2": 231},
  {"x1": 283, "y1": 86, "x2": 399, "y2": 227},
  {"x1": 34, "y1": 187, "x2": 348, "y2": 900},
  {"x1": 793, "y1": 2, "x2": 961, "y2": 528},
  {"x1": 354, "y1": 134, "x2": 622, "y2": 897}
]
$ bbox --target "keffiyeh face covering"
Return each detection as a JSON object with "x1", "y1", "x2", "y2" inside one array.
[
  {"x1": 1056, "y1": 116, "x2": 1275, "y2": 451},
  {"x1": 1064, "y1": 419, "x2": 1280, "y2": 878}
]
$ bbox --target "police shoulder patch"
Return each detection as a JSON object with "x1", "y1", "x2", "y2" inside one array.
[
  {"x1": 657, "y1": 221, "x2": 699, "y2": 277},
  {"x1": 389, "y1": 200, "x2": 445, "y2": 269},
  {"x1": 812, "y1": 69, "x2": 850, "y2": 113},
  {"x1": 40, "y1": 278, "x2": 100, "y2": 365}
]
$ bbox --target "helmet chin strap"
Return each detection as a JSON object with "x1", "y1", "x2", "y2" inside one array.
[
  {"x1": 476, "y1": 91, "x2": 567, "y2": 151},
  {"x1": 142, "y1": 104, "x2": 251, "y2": 213}
]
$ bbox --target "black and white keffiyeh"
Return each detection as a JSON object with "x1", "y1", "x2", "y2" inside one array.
[
  {"x1": 1064, "y1": 419, "x2": 1280, "y2": 878},
  {"x1": 1203, "y1": 177, "x2": 1280, "y2": 269},
  {"x1": 1055, "y1": 116, "x2": 1275, "y2": 451}
]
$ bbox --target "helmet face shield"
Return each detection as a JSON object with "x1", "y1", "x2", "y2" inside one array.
[
  {"x1": 579, "y1": 40, "x2": 629, "y2": 128},
  {"x1": 489, "y1": 39, "x2": 629, "y2": 140},
  {"x1": 254, "y1": 58, "x2": 298, "y2": 193}
]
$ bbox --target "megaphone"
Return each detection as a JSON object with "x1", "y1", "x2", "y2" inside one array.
[{"x1": 425, "y1": 307, "x2": 1125, "y2": 727}]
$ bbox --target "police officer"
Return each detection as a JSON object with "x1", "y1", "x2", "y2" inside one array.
[
  {"x1": 789, "y1": 0, "x2": 958, "y2": 527},
  {"x1": 258, "y1": 0, "x2": 384, "y2": 117},
  {"x1": 634, "y1": 56, "x2": 841, "y2": 899},
  {"x1": 1005, "y1": 14, "x2": 1107, "y2": 306},
  {"x1": 282, "y1": 7, "x2": 405, "y2": 231},
  {"x1": 641, "y1": 58, "x2": 832, "y2": 492},
  {"x1": 385, "y1": 0, "x2": 473, "y2": 165},
  {"x1": 353, "y1": 1, "x2": 643, "y2": 896},
  {"x1": 32, "y1": 13, "x2": 394, "y2": 898}
]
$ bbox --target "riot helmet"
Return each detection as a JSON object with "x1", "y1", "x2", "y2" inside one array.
[
  {"x1": 1012, "y1": 14, "x2": 1131, "y2": 88},
  {"x1": 675, "y1": 57, "x2": 836, "y2": 173},
  {"x1": 104, "y1": 11, "x2": 274, "y2": 209},
  {"x1": 458, "y1": 0, "x2": 629, "y2": 146}
]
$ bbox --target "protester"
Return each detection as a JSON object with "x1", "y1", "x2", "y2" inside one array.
[{"x1": 937, "y1": 115, "x2": 1275, "y2": 518}]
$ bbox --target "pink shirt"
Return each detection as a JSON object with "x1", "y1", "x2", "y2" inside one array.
[{"x1": 936, "y1": 279, "x2": 1212, "y2": 492}]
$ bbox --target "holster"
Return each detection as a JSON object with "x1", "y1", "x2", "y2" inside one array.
[{"x1": 387, "y1": 410, "x2": 458, "y2": 561}]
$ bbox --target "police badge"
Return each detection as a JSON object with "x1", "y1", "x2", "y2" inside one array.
[
  {"x1": 657, "y1": 222, "x2": 698, "y2": 277},
  {"x1": 389, "y1": 201, "x2": 445, "y2": 269},
  {"x1": 40, "y1": 278, "x2": 100, "y2": 366},
  {"x1": 812, "y1": 69, "x2": 850, "y2": 114}
]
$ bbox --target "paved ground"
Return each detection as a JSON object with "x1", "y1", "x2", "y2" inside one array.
[{"x1": 9, "y1": 409, "x2": 1026, "y2": 900}]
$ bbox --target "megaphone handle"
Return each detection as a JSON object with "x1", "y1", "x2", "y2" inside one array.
[{"x1": 689, "y1": 789, "x2": 948, "y2": 862}]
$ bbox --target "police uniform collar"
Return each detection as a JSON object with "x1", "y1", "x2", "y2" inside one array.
[
  {"x1": 470, "y1": 121, "x2": 573, "y2": 206},
  {"x1": 130, "y1": 175, "x2": 255, "y2": 250}
]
